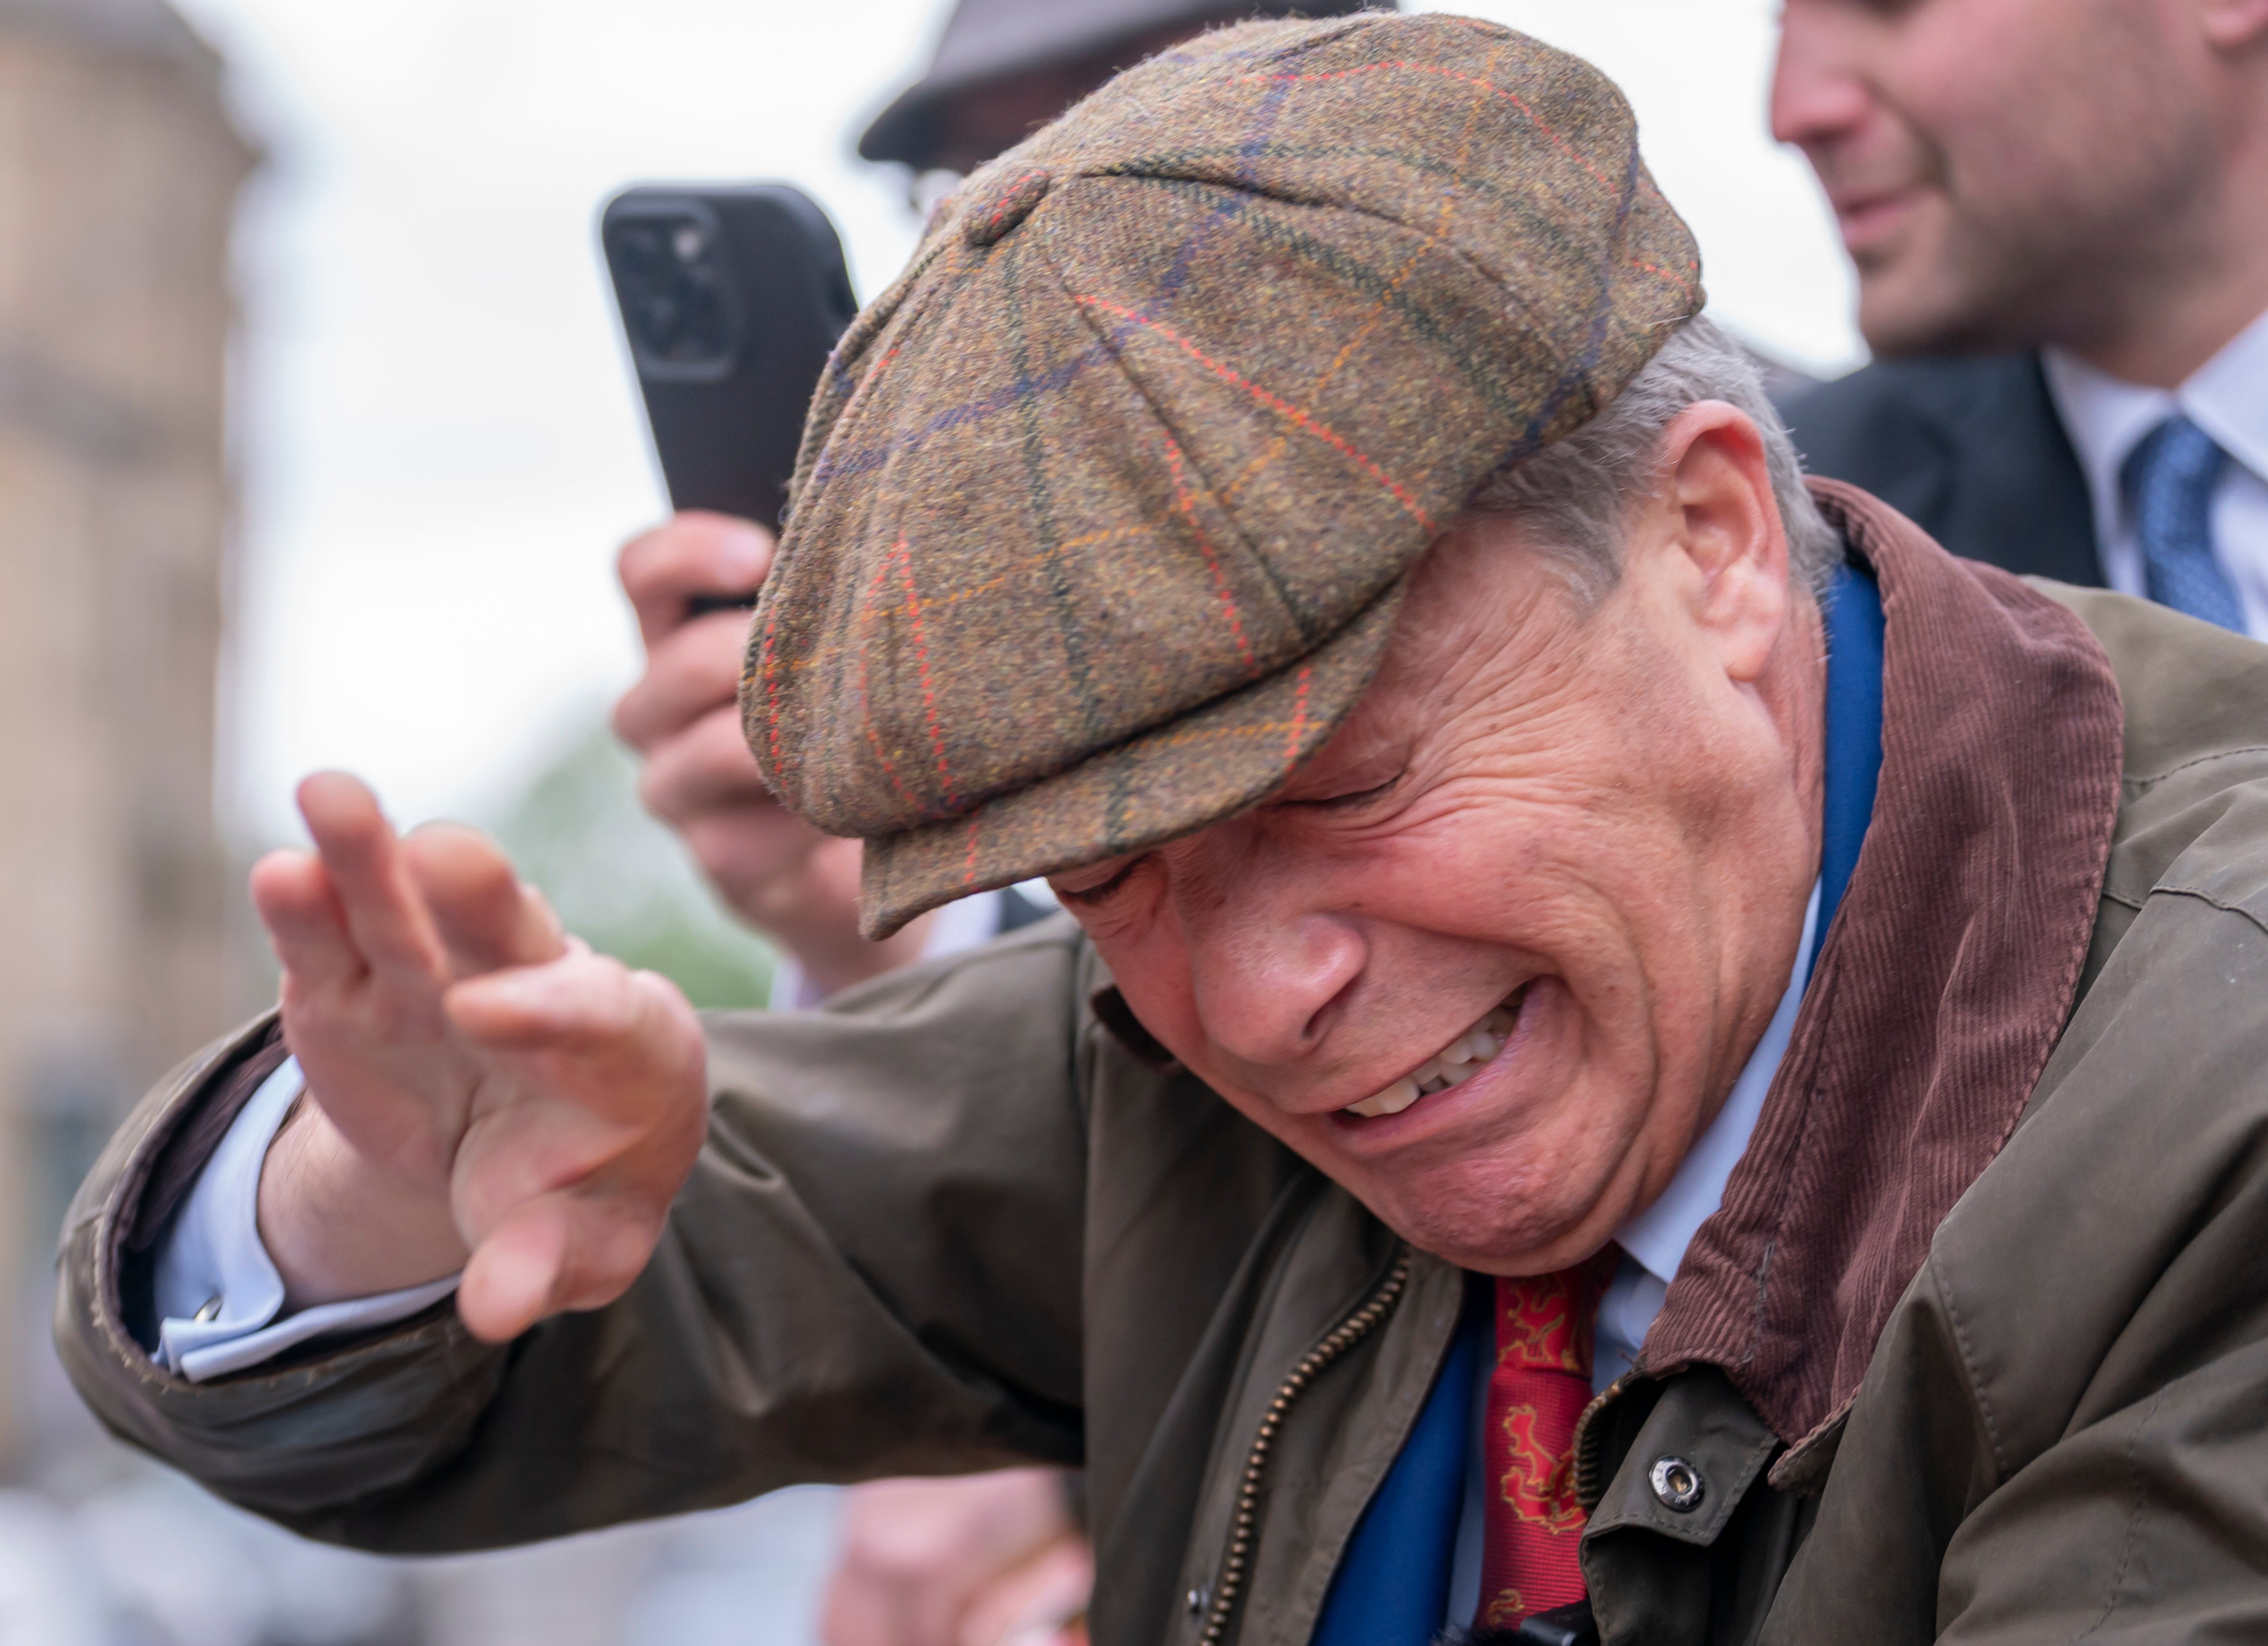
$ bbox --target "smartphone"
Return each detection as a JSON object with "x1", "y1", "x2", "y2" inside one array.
[{"x1": 601, "y1": 182, "x2": 859, "y2": 541}]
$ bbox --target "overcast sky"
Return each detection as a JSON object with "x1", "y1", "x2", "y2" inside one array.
[{"x1": 168, "y1": 0, "x2": 1861, "y2": 848}]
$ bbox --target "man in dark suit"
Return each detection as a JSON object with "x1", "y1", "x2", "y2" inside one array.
[
  {"x1": 1771, "y1": 0, "x2": 2268, "y2": 633},
  {"x1": 1778, "y1": 354, "x2": 2101, "y2": 589}
]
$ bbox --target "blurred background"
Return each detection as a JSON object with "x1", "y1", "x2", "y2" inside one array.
[{"x1": 0, "y1": 1, "x2": 1860, "y2": 1641}]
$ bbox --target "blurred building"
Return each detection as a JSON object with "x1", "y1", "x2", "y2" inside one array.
[{"x1": 0, "y1": 0, "x2": 254, "y2": 1469}]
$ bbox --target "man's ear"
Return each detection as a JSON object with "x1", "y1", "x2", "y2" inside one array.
[
  {"x1": 1652, "y1": 401, "x2": 1790, "y2": 685},
  {"x1": 2202, "y1": 0, "x2": 2268, "y2": 50}
]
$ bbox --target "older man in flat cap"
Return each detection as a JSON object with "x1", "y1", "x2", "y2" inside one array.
[{"x1": 56, "y1": 15, "x2": 2268, "y2": 1646}]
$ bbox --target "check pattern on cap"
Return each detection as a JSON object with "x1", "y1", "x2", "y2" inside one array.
[{"x1": 746, "y1": 12, "x2": 1701, "y2": 937}]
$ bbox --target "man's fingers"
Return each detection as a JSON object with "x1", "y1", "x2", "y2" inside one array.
[
  {"x1": 955, "y1": 1535, "x2": 1095, "y2": 1646},
  {"x1": 820, "y1": 1577, "x2": 919, "y2": 1646},
  {"x1": 611, "y1": 610, "x2": 753, "y2": 752},
  {"x1": 636, "y1": 704, "x2": 778, "y2": 824},
  {"x1": 456, "y1": 1195, "x2": 572, "y2": 1342},
  {"x1": 619, "y1": 511, "x2": 775, "y2": 648},
  {"x1": 443, "y1": 950, "x2": 701, "y2": 1066},
  {"x1": 442, "y1": 950, "x2": 643, "y2": 1052},
  {"x1": 248, "y1": 848, "x2": 365, "y2": 992},
  {"x1": 458, "y1": 1183, "x2": 683, "y2": 1340},
  {"x1": 404, "y1": 822, "x2": 567, "y2": 978},
  {"x1": 296, "y1": 772, "x2": 446, "y2": 979}
]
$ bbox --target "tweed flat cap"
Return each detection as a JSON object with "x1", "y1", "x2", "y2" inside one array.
[{"x1": 748, "y1": 12, "x2": 1703, "y2": 938}]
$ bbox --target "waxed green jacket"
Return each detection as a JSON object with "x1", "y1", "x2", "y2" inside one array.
[{"x1": 54, "y1": 487, "x2": 2268, "y2": 1643}]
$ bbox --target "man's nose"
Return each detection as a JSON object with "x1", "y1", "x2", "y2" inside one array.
[
  {"x1": 1179, "y1": 871, "x2": 1365, "y2": 1074},
  {"x1": 1768, "y1": 2, "x2": 1872, "y2": 153}
]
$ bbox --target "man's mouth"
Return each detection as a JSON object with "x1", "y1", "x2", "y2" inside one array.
[
  {"x1": 1341, "y1": 991, "x2": 1525, "y2": 1119},
  {"x1": 1827, "y1": 182, "x2": 1926, "y2": 253}
]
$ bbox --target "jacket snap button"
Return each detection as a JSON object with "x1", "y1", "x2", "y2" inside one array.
[
  {"x1": 1650, "y1": 1454, "x2": 1706, "y2": 1512},
  {"x1": 1186, "y1": 1585, "x2": 1211, "y2": 1617}
]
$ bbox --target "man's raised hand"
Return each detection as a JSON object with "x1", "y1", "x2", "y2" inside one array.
[{"x1": 249, "y1": 772, "x2": 708, "y2": 1343}]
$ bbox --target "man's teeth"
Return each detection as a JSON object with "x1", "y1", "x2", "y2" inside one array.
[
  {"x1": 1344, "y1": 1002, "x2": 1521, "y2": 1118},
  {"x1": 1352, "y1": 1075, "x2": 1423, "y2": 1118}
]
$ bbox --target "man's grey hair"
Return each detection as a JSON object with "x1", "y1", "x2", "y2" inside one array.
[{"x1": 1462, "y1": 314, "x2": 1842, "y2": 603}]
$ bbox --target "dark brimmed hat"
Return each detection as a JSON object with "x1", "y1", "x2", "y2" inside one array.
[
  {"x1": 750, "y1": 13, "x2": 1703, "y2": 937},
  {"x1": 858, "y1": 0, "x2": 1378, "y2": 172}
]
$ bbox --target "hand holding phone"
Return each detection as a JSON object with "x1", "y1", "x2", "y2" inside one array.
[
  {"x1": 602, "y1": 186, "x2": 942, "y2": 987},
  {"x1": 611, "y1": 512, "x2": 937, "y2": 995}
]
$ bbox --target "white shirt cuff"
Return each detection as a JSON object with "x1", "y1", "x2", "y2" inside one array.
[{"x1": 150, "y1": 1055, "x2": 460, "y2": 1382}]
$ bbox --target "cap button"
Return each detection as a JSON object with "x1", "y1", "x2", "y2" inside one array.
[{"x1": 963, "y1": 167, "x2": 1052, "y2": 247}]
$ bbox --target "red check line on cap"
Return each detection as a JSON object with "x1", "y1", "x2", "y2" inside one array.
[
  {"x1": 862, "y1": 342, "x2": 904, "y2": 394},
  {"x1": 1286, "y1": 664, "x2": 1312, "y2": 763},
  {"x1": 1162, "y1": 435, "x2": 1260, "y2": 679},
  {"x1": 1075, "y1": 296, "x2": 1435, "y2": 533},
  {"x1": 1627, "y1": 257, "x2": 1698, "y2": 298},
  {"x1": 855, "y1": 554, "x2": 922, "y2": 813},
  {"x1": 893, "y1": 536, "x2": 960, "y2": 807},
  {"x1": 984, "y1": 171, "x2": 1050, "y2": 235},
  {"x1": 756, "y1": 606, "x2": 785, "y2": 772},
  {"x1": 1235, "y1": 61, "x2": 1615, "y2": 196}
]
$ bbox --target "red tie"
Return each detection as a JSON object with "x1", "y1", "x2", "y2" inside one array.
[{"x1": 1475, "y1": 1261, "x2": 1611, "y2": 1631}]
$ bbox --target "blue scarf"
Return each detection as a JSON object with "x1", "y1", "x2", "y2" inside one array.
[{"x1": 1310, "y1": 563, "x2": 1884, "y2": 1645}]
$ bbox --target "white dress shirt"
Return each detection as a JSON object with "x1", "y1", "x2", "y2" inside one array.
[
  {"x1": 151, "y1": 1055, "x2": 461, "y2": 1381},
  {"x1": 2041, "y1": 305, "x2": 2268, "y2": 640}
]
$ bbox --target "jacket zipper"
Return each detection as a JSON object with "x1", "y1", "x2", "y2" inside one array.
[
  {"x1": 1198, "y1": 1248, "x2": 1414, "y2": 1646},
  {"x1": 1570, "y1": 1374, "x2": 1632, "y2": 1513}
]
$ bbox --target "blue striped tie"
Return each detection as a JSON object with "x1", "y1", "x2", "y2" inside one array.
[{"x1": 2121, "y1": 414, "x2": 2244, "y2": 631}]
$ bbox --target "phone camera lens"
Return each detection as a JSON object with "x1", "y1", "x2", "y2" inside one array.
[{"x1": 611, "y1": 210, "x2": 738, "y2": 371}]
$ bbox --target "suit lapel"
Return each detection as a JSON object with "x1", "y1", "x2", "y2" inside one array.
[{"x1": 1901, "y1": 353, "x2": 2102, "y2": 586}]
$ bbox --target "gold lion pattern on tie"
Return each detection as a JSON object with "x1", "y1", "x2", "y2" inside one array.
[{"x1": 1476, "y1": 1261, "x2": 1610, "y2": 1631}]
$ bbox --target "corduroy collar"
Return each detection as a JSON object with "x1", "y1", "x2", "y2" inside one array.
[{"x1": 1638, "y1": 479, "x2": 2126, "y2": 1469}]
